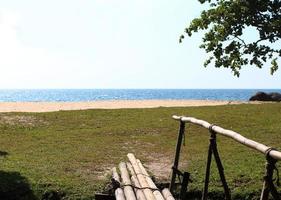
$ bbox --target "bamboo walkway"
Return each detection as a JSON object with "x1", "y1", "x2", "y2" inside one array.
[{"x1": 112, "y1": 153, "x2": 175, "y2": 200}]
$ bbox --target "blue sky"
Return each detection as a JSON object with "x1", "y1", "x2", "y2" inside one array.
[{"x1": 0, "y1": 0, "x2": 280, "y2": 89}]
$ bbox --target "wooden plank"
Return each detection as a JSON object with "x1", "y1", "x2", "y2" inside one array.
[
  {"x1": 127, "y1": 153, "x2": 156, "y2": 200},
  {"x1": 119, "y1": 162, "x2": 137, "y2": 200}
]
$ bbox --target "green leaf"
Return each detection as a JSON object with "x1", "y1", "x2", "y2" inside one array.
[{"x1": 181, "y1": 0, "x2": 281, "y2": 76}]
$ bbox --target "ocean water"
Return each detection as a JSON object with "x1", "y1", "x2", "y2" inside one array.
[{"x1": 0, "y1": 89, "x2": 280, "y2": 102}]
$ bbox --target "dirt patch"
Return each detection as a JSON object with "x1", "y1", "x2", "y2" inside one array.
[
  {"x1": 145, "y1": 159, "x2": 172, "y2": 181},
  {"x1": 0, "y1": 115, "x2": 47, "y2": 127},
  {"x1": 144, "y1": 152, "x2": 189, "y2": 182},
  {"x1": 72, "y1": 163, "x2": 114, "y2": 182},
  {"x1": 96, "y1": 167, "x2": 113, "y2": 181},
  {"x1": 143, "y1": 153, "x2": 173, "y2": 181}
]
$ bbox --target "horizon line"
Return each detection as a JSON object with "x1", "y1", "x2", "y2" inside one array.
[{"x1": 0, "y1": 88, "x2": 281, "y2": 90}]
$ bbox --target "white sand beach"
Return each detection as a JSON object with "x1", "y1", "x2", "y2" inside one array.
[{"x1": 0, "y1": 100, "x2": 259, "y2": 113}]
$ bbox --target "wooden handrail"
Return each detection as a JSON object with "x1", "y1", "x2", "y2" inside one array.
[{"x1": 172, "y1": 115, "x2": 281, "y2": 161}]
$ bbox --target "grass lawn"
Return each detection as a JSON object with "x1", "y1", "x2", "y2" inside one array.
[{"x1": 0, "y1": 103, "x2": 281, "y2": 199}]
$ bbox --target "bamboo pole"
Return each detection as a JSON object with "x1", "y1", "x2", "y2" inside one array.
[
  {"x1": 115, "y1": 189, "x2": 126, "y2": 200},
  {"x1": 112, "y1": 167, "x2": 126, "y2": 200},
  {"x1": 127, "y1": 153, "x2": 156, "y2": 200},
  {"x1": 162, "y1": 188, "x2": 175, "y2": 200},
  {"x1": 112, "y1": 167, "x2": 121, "y2": 182},
  {"x1": 170, "y1": 120, "x2": 185, "y2": 193},
  {"x1": 119, "y1": 162, "x2": 137, "y2": 200},
  {"x1": 172, "y1": 115, "x2": 281, "y2": 161},
  {"x1": 127, "y1": 162, "x2": 147, "y2": 200},
  {"x1": 136, "y1": 159, "x2": 165, "y2": 200}
]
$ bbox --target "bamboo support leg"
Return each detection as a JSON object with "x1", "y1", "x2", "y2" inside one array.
[
  {"x1": 260, "y1": 156, "x2": 280, "y2": 200},
  {"x1": 201, "y1": 140, "x2": 213, "y2": 200},
  {"x1": 179, "y1": 172, "x2": 190, "y2": 200},
  {"x1": 212, "y1": 139, "x2": 231, "y2": 200},
  {"x1": 202, "y1": 131, "x2": 231, "y2": 200},
  {"x1": 170, "y1": 121, "x2": 185, "y2": 193}
]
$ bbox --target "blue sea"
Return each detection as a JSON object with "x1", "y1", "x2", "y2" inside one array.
[{"x1": 0, "y1": 89, "x2": 280, "y2": 102}]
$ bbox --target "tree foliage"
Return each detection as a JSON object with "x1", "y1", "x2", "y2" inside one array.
[{"x1": 180, "y1": 0, "x2": 281, "y2": 77}]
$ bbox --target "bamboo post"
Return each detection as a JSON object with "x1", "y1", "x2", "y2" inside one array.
[
  {"x1": 202, "y1": 131, "x2": 231, "y2": 200},
  {"x1": 212, "y1": 138, "x2": 231, "y2": 199},
  {"x1": 162, "y1": 188, "x2": 175, "y2": 200},
  {"x1": 180, "y1": 172, "x2": 190, "y2": 200},
  {"x1": 112, "y1": 167, "x2": 126, "y2": 200},
  {"x1": 170, "y1": 120, "x2": 185, "y2": 193},
  {"x1": 127, "y1": 153, "x2": 156, "y2": 200},
  {"x1": 119, "y1": 162, "x2": 137, "y2": 200},
  {"x1": 260, "y1": 155, "x2": 280, "y2": 200},
  {"x1": 127, "y1": 162, "x2": 147, "y2": 200},
  {"x1": 137, "y1": 159, "x2": 165, "y2": 200},
  {"x1": 202, "y1": 137, "x2": 212, "y2": 200}
]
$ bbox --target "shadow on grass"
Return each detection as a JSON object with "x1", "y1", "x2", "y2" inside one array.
[
  {"x1": 0, "y1": 170, "x2": 36, "y2": 200},
  {"x1": 184, "y1": 190, "x2": 260, "y2": 200},
  {"x1": 0, "y1": 151, "x2": 8, "y2": 157}
]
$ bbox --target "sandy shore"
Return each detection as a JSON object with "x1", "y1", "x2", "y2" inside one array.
[{"x1": 0, "y1": 100, "x2": 257, "y2": 113}]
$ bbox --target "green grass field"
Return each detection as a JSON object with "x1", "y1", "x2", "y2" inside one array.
[{"x1": 0, "y1": 103, "x2": 281, "y2": 199}]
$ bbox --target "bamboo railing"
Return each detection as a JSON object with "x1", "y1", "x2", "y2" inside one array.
[
  {"x1": 172, "y1": 115, "x2": 281, "y2": 160},
  {"x1": 171, "y1": 115, "x2": 281, "y2": 200}
]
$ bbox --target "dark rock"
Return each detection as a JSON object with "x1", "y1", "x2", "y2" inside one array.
[
  {"x1": 249, "y1": 92, "x2": 272, "y2": 101},
  {"x1": 269, "y1": 92, "x2": 281, "y2": 101},
  {"x1": 249, "y1": 92, "x2": 281, "y2": 102}
]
